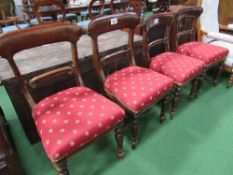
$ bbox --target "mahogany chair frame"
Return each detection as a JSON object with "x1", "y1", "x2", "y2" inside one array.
[
  {"x1": 0, "y1": 23, "x2": 124, "y2": 175},
  {"x1": 0, "y1": 8, "x2": 29, "y2": 34},
  {"x1": 110, "y1": 0, "x2": 146, "y2": 17},
  {"x1": 88, "y1": 0, "x2": 105, "y2": 20},
  {"x1": 142, "y1": 13, "x2": 202, "y2": 118},
  {"x1": 79, "y1": 0, "x2": 105, "y2": 21},
  {"x1": 88, "y1": 13, "x2": 174, "y2": 148},
  {"x1": 175, "y1": 6, "x2": 226, "y2": 93},
  {"x1": 33, "y1": 0, "x2": 66, "y2": 24}
]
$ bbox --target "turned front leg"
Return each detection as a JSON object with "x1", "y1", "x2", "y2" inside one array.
[
  {"x1": 115, "y1": 125, "x2": 125, "y2": 159},
  {"x1": 170, "y1": 86, "x2": 182, "y2": 119}
]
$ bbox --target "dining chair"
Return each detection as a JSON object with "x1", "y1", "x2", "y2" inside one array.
[
  {"x1": 34, "y1": 0, "x2": 66, "y2": 24},
  {"x1": 77, "y1": 0, "x2": 107, "y2": 31},
  {"x1": 32, "y1": 0, "x2": 77, "y2": 24},
  {"x1": 79, "y1": 0, "x2": 111, "y2": 20},
  {"x1": 88, "y1": 13, "x2": 175, "y2": 148},
  {"x1": 0, "y1": 23, "x2": 125, "y2": 175},
  {"x1": 142, "y1": 13, "x2": 205, "y2": 118},
  {"x1": 188, "y1": 0, "x2": 233, "y2": 87},
  {"x1": 110, "y1": 0, "x2": 146, "y2": 17},
  {"x1": 175, "y1": 6, "x2": 229, "y2": 92},
  {"x1": 22, "y1": 0, "x2": 54, "y2": 25},
  {"x1": 0, "y1": 4, "x2": 30, "y2": 34}
]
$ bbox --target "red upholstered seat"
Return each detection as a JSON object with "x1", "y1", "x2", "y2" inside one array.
[
  {"x1": 104, "y1": 66, "x2": 174, "y2": 113},
  {"x1": 150, "y1": 52, "x2": 205, "y2": 84},
  {"x1": 177, "y1": 42, "x2": 229, "y2": 65},
  {"x1": 32, "y1": 87, "x2": 125, "y2": 161}
]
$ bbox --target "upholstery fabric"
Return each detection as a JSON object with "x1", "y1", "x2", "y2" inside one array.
[
  {"x1": 210, "y1": 40, "x2": 233, "y2": 67},
  {"x1": 104, "y1": 66, "x2": 174, "y2": 113},
  {"x1": 177, "y1": 42, "x2": 229, "y2": 65},
  {"x1": 30, "y1": 17, "x2": 52, "y2": 25},
  {"x1": 57, "y1": 13, "x2": 77, "y2": 22},
  {"x1": 76, "y1": 20, "x2": 90, "y2": 30},
  {"x1": 150, "y1": 52, "x2": 205, "y2": 84},
  {"x1": 80, "y1": 10, "x2": 99, "y2": 17},
  {"x1": 2, "y1": 24, "x2": 30, "y2": 33},
  {"x1": 32, "y1": 87, "x2": 125, "y2": 161}
]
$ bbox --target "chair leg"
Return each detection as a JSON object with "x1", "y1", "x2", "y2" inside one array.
[
  {"x1": 170, "y1": 86, "x2": 182, "y2": 119},
  {"x1": 213, "y1": 62, "x2": 224, "y2": 86},
  {"x1": 160, "y1": 95, "x2": 169, "y2": 123},
  {"x1": 195, "y1": 71, "x2": 205, "y2": 98},
  {"x1": 53, "y1": 160, "x2": 69, "y2": 175},
  {"x1": 189, "y1": 77, "x2": 199, "y2": 99},
  {"x1": 131, "y1": 118, "x2": 139, "y2": 149},
  {"x1": 227, "y1": 72, "x2": 233, "y2": 88},
  {"x1": 115, "y1": 126, "x2": 125, "y2": 159}
]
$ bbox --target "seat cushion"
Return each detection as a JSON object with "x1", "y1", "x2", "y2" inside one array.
[
  {"x1": 80, "y1": 10, "x2": 99, "y2": 17},
  {"x1": 30, "y1": 16, "x2": 52, "y2": 25},
  {"x1": 2, "y1": 24, "x2": 30, "y2": 33},
  {"x1": 57, "y1": 13, "x2": 77, "y2": 21},
  {"x1": 76, "y1": 20, "x2": 90, "y2": 30},
  {"x1": 32, "y1": 87, "x2": 124, "y2": 161},
  {"x1": 104, "y1": 8, "x2": 112, "y2": 15},
  {"x1": 104, "y1": 66, "x2": 174, "y2": 113},
  {"x1": 150, "y1": 52, "x2": 205, "y2": 84},
  {"x1": 177, "y1": 42, "x2": 229, "y2": 65}
]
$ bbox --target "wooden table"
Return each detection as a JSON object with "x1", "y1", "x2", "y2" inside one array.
[{"x1": 0, "y1": 30, "x2": 142, "y2": 144}]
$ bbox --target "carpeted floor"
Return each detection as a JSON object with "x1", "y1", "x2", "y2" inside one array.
[{"x1": 1, "y1": 74, "x2": 233, "y2": 175}]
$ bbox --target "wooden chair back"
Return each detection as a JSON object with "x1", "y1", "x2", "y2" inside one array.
[
  {"x1": 22, "y1": 0, "x2": 36, "y2": 18},
  {"x1": 110, "y1": 0, "x2": 145, "y2": 17},
  {"x1": 0, "y1": 23, "x2": 83, "y2": 109},
  {"x1": 88, "y1": 0, "x2": 105, "y2": 20},
  {"x1": 88, "y1": 13, "x2": 140, "y2": 85},
  {"x1": 142, "y1": 13, "x2": 175, "y2": 67},
  {"x1": 34, "y1": 0, "x2": 66, "y2": 24},
  {"x1": 0, "y1": 0, "x2": 16, "y2": 18},
  {"x1": 175, "y1": 6, "x2": 202, "y2": 47}
]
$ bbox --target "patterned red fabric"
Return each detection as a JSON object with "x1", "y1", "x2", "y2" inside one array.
[
  {"x1": 32, "y1": 87, "x2": 125, "y2": 161},
  {"x1": 150, "y1": 52, "x2": 205, "y2": 83},
  {"x1": 177, "y1": 42, "x2": 229, "y2": 65},
  {"x1": 104, "y1": 66, "x2": 174, "y2": 113}
]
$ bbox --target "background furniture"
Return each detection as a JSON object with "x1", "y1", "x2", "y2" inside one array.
[
  {"x1": 0, "y1": 0, "x2": 16, "y2": 17},
  {"x1": 218, "y1": 0, "x2": 233, "y2": 31},
  {"x1": 33, "y1": 0, "x2": 66, "y2": 23},
  {"x1": 0, "y1": 0, "x2": 29, "y2": 33},
  {"x1": 0, "y1": 106, "x2": 25, "y2": 175}
]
